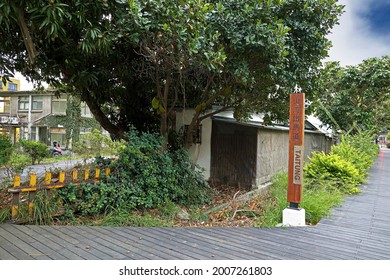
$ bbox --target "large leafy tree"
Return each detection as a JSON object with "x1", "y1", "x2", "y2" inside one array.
[
  {"x1": 314, "y1": 56, "x2": 390, "y2": 133},
  {"x1": 0, "y1": 0, "x2": 343, "y2": 146}
]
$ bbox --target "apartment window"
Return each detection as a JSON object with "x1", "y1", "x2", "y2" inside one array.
[
  {"x1": 52, "y1": 97, "x2": 67, "y2": 115},
  {"x1": 80, "y1": 127, "x2": 92, "y2": 134},
  {"x1": 0, "y1": 97, "x2": 10, "y2": 113},
  {"x1": 18, "y1": 96, "x2": 43, "y2": 110},
  {"x1": 81, "y1": 102, "x2": 92, "y2": 117},
  {"x1": 8, "y1": 83, "x2": 18, "y2": 91},
  {"x1": 50, "y1": 127, "x2": 66, "y2": 146},
  {"x1": 18, "y1": 96, "x2": 29, "y2": 110},
  {"x1": 32, "y1": 96, "x2": 43, "y2": 110}
]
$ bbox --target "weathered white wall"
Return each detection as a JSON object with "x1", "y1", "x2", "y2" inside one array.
[
  {"x1": 256, "y1": 129, "x2": 290, "y2": 185},
  {"x1": 176, "y1": 109, "x2": 212, "y2": 179},
  {"x1": 304, "y1": 132, "x2": 332, "y2": 159},
  {"x1": 256, "y1": 129, "x2": 332, "y2": 186},
  {"x1": 175, "y1": 111, "x2": 333, "y2": 186}
]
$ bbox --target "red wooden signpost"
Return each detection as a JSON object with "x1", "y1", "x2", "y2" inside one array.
[{"x1": 287, "y1": 92, "x2": 305, "y2": 208}]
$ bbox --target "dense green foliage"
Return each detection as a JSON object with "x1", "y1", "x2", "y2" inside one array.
[
  {"x1": 72, "y1": 129, "x2": 125, "y2": 160},
  {"x1": 20, "y1": 139, "x2": 50, "y2": 164},
  {"x1": 331, "y1": 133, "x2": 378, "y2": 177},
  {"x1": 314, "y1": 57, "x2": 390, "y2": 133},
  {"x1": 56, "y1": 130, "x2": 211, "y2": 217},
  {"x1": 305, "y1": 132, "x2": 379, "y2": 194},
  {"x1": 0, "y1": 134, "x2": 13, "y2": 165},
  {"x1": 305, "y1": 152, "x2": 362, "y2": 194},
  {"x1": 0, "y1": 0, "x2": 343, "y2": 144}
]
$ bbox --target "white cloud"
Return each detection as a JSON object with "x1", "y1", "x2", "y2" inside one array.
[
  {"x1": 14, "y1": 72, "x2": 34, "y2": 91},
  {"x1": 326, "y1": 0, "x2": 390, "y2": 66}
]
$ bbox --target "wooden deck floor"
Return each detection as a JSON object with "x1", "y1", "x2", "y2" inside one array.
[{"x1": 1, "y1": 148, "x2": 389, "y2": 260}]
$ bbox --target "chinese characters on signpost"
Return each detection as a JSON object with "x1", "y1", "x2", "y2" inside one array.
[{"x1": 287, "y1": 92, "x2": 305, "y2": 207}]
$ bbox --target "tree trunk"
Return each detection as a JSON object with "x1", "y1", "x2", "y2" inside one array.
[
  {"x1": 184, "y1": 111, "x2": 201, "y2": 150},
  {"x1": 81, "y1": 92, "x2": 126, "y2": 140},
  {"x1": 160, "y1": 112, "x2": 168, "y2": 146}
]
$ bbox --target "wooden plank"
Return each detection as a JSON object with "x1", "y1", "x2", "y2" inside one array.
[
  {"x1": 235, "y1": 227, "x2": 359, "y2": 259},
  {"x1": 1, "y1": 224, "x2": 65, "y2": 260},
  {"x1": 195, "y1": 227, "x2": 307, "y2": 259},
  {"x1": 79, "y1": 226, "x2": 151, "y2": 260},
  {"x1": 0, "y1": 226, "x2": 41, "y2": 260},
  {"x1": 29, "y1": 226, "x2": 101, "y2": 260},
  {"x1": 88, "y1": 227, "x2": 158, "y2": 259},
  {"x1": 52, "y1": 226, "x2": 126, "y2": 259},
  {"x1": 16, "y1": 225, "x2": 84, "y2": 260},
  {"x1": 134, "y1": 227, "x2": 249, "y2": 260},
  {"x1": 0, "y1": 245, "x2": 18, "y2": 260},
  {"x1": 108, "y1": 226, "x2": 201, "y2": 259},
  {"x1": 160, "y1": 227, "x2": 285, "y2": 260}
]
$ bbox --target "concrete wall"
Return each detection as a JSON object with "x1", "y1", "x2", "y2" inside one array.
[
  {"x1": 304, "y1": 131, "x2": 332, "y2": 158},
  {"x1": 176, "y1": 109, "x2": 212, "y2": 179},
  {"x1": 256, "y1": 129, "x2": 290, "y2": 185},
  {"x1": 176, "y1": 110, "x2": 333, "y2": 187},
  {"x1": 256, "y1": 128, "x2": 332, "y2": 186}
]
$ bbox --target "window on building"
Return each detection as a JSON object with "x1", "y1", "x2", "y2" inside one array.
[
  {"x1": 19, "y1": 96, "x2": 44, "y2": 110},
  {"x1": 18, "y1": 96, "x2": 29, "y2": 110},
  {"x1": 52, "y1": 97, "x2": 67, "y2": 115},
  {"x1": 32, "y1": 96, "x2": 43, "y2": 110},
  {"x1": 30, "y1": 128, "x2": 37, "y2": 142},
  {"x1": 8, "y1": 83, "x2": 18, "y2": 91},
  {"x1": 0, "y1": 97, "x2": 10, "y2": 113},
  {"x1": 81, "y1": 102, "x2": 92, "y2": 117},
  {"x1": 50, "y1": 127, "x2": 66, "y2": 146},
  {"x1": 80, "y1": 127, "x2": 92, "y2": 134}
]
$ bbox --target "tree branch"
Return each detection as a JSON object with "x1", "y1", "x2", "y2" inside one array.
[{"x1": 14, "y1": 6, "x2": 37, "y2": 65}]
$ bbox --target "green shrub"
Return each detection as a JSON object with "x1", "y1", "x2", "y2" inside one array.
[
  {"x1": 305, "y1": 132, "x2": 378, "y2": 195},
  {"x1": 305, "y1": 152, "x2": 361, "y2": 194},
  {"x1": 56, "y1": 129, "x2": 211, "y2": 217},
  {"x1": 330, "y1": 142, "x2": 370, "y2": 178},
  {"x1": 108, "y1": 130, "x2": 211, "y2": 208},
  {"x1": 20, "y1": 139, "x2": 50, "y2": 165},
  {"x1": 339, "y1": 132, "x2": 378, "y2": 164},
  {"x1": 0, "y1": 134, "x2": 13, "y2": 165}
]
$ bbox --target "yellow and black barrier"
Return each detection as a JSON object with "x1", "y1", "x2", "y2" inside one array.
[{"x1": 8, "y1": 168, "x2": 110, "y2": 220}]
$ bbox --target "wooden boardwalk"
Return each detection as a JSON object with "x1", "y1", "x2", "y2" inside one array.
[{"x1": 1, "y1": 148, "x2": 389, "y2": 260}]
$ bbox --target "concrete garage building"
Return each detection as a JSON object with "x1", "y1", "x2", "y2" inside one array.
[{"x1": 177, "y1": 109, "x2": 333, "y2": 189}]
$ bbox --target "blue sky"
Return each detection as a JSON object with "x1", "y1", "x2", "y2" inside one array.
[{"x1": 327, "y1": 0, "x2": 390, "y2": 66}]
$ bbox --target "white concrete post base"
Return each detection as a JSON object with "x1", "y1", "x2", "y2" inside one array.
[{"x1": 282, "y1": 207, "x2": 306, "y2": 227}]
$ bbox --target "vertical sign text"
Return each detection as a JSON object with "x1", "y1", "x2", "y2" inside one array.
[{"x1": 287, "y1": 93, "x2": 305, "y2": 204}]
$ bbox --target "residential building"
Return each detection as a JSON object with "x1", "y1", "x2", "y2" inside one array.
[{"x1": 0, "y1": 77, "x2": 95, "y2": 147}]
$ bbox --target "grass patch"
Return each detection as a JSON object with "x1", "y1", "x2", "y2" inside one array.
[
  {"x1": 255, "y1": 173, "x2": 344, "y2": 228},
  {"x1": 0, "y1": 208, "x2": 10, "y2": 224},
  {"x1": 53, "y1": 205, "x2": 177, "y2": 227}
]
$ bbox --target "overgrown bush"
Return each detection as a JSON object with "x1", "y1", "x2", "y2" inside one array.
[
  {"x1": 305, "y1": 152, "x2": 362, "y2": 194},
  {"x1": 0, "y1": 134, "x2": 13, "y2": 165},
  {"x1": 56, "y1": 129, "x2": 211, "y2": 217},
  {"x1": 305, "y1": 132, "x2": 378, "y2": 195},
  {"x1": 20, "y1": 139, "x2": 50, "y2": 165}
]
